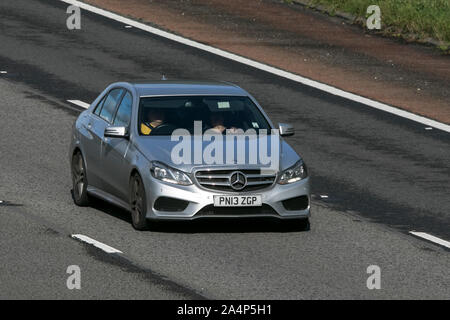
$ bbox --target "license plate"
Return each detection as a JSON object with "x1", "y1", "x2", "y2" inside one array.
[{"x1": 213, "y1": 195, "x2": 262, "y2": 207}]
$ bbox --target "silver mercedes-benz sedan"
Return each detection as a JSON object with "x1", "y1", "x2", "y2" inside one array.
[{"x1": 70, "y1": 81, "x2": 310, "y2": 230}]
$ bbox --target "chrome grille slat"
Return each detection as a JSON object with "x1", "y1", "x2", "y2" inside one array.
[
  {"x1": 246, "y1": 174, "x2": 275, "y2": 179},
  {"x1": 196, "y1": 174, "x2": 230, "y2": 179},
  {"x1": 198, "y1": 181, "x2": 230, "y2": 186},
  {"x1": 246, "y1": 180, "x2": 273, "y2": 186},
  {"x1": 195, "y1": 169, "x2": 276, "y2": 192}
]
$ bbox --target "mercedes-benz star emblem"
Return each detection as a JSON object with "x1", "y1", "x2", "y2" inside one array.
[{"x1": 229, "y1": 171, "x2": 247, "y2": 191}]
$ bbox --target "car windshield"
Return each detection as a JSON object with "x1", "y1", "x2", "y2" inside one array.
[{"x1": 138, "y1": 95, "x2": 272, "y2": 136}]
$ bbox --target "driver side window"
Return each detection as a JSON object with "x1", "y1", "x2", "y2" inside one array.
[
  {"x1": 99, "y1": 88, "x2": 123, "y2": 123},
  {"x1": 113, "y1": 91, "x2": 132, "y2": 127}
]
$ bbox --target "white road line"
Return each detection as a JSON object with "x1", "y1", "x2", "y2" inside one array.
[
  {"x1": 409, "y1": 231, "x2": 450, "y2": 249},
  {"x1": 60, "y1": 0, "x2": 450, "y2": 133},
  {"x1": 67, "y1": 99, "x2": 90, "y2": 109},
  {"x1": 0, "y1": 71, "x2": 7, "y2": 74},
  {"x1": 71, "y1": 234, "x2": 123, "y2": 254}
]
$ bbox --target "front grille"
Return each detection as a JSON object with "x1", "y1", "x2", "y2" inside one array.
[
  {"x1": 196, "y1": 204, "x2": 278, "y2": 216},
  {"x1": 195, "y1": 169, "x2": 276, "y2": 192}
]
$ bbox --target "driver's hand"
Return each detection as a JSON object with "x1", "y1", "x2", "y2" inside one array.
[
  {"x1": 211, "y1": 125, "x2": 226, "y2": 133},
  {"x1": 227, "y1": 127, "x2": 239, "y2": 133}
]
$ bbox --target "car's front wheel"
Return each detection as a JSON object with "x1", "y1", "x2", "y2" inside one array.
[
  {"x1": 71, "y1": 151, "x2": 90, "y2": 206},
  {"x1": 130, "y1": 173, "x2": 149, "y2": 230}
]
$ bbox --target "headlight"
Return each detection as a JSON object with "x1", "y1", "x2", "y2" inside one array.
[
  {"x1": 150, "y1": 161, "x2": 193, "y2": 186},
  {"x1": 278, "y1": 161, "x2": 308, "y2": 184}
]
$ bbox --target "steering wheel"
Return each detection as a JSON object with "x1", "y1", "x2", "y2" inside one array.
[{"x1": 149, "y1": 123, "x2": 177, "y2": 136}]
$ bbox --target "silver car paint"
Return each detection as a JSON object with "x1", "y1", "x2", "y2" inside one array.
[{"x1": 70, "y1": 81, "x2": 310, "y2": 220}]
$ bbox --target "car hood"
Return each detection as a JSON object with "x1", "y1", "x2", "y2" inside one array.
[{"x1": 134, "y1": 135, "x2": 301, "y2": 173}]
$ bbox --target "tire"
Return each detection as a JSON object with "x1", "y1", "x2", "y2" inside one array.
[
  {"x1": 130, "y1": 173, "x2": 149, "y2": 230},
  {"x1": 71, "y1": 151, "x2": 90, "y2": 206}
]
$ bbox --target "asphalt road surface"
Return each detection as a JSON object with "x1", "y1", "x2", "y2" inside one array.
[{"x1": 0, "y1": 0, "x2": 449, "y2": 299}]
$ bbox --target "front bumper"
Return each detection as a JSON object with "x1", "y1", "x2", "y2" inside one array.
[{"x1": 142, "y1": 173, "x2": 311, "y2": 220}]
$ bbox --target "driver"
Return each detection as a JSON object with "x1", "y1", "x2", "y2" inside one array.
[
  {"x1": 141, "y1": 108, "x2": 166, "y2": 135},
  {"x1": 210, "y1": 112, "x2": 226, "y2": 133},
  {"x1": 209, "y1": 112, "x2": 239, "y2": 134}
]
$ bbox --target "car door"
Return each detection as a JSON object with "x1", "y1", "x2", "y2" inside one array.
[
  {"x1": 101, "y1": 90, "x2": 133, "y2": 202},
  {"x1": 83, "y1": 88, "x2": 124, "y2": 190}
]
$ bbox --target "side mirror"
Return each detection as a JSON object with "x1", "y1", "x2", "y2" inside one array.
[
  {"x1": 104, "y1": 126, "x2": 129, "y2": 139},
  {"x1": 279, "y1": 123, "x2": 294, "y2": 137}
]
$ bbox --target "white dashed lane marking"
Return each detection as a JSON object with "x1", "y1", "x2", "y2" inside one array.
[
  {"x1": 67, "y1": 100, "x2": 90, "y2": 109},
  {"x1": 71, "y1": 234, "x2": 123, "y2": 254},
  {"x1": 409, "y1": 231, "x2": 450, "y2": 249}
]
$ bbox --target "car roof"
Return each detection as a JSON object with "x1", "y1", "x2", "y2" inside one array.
[{"x1": 116, "y1": 81, "x2": 249, "y2": 97}]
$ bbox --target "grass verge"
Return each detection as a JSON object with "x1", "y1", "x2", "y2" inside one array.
[{"x1": 291, "y1": 0, "x2": 450, "y2": 51}]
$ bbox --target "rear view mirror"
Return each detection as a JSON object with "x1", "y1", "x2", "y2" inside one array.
[
  {"x1": 278, "y1": 123, "x2": 294, "y2": 137},
  {"x1": 104, "y1": 126, "x2": 129, "y2": 138}
]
